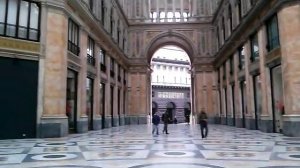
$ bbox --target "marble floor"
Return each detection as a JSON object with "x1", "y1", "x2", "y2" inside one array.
[{"x1": 1, "y1": 124, "x2": 300, "y2": 168}]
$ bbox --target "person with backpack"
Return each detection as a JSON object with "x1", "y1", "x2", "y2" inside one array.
[{"x1": 152, "y1": 113, "x2": 160, "y2": 135}]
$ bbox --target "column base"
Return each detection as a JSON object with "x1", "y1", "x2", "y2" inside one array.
[
  {"x1": 113, "y1": 117, "x2": 119, "y2": 127},
  {"x1": 105, "y1": 116, "x2": 112, "y2": 128},
  {"x1": 227, "y1": 117, "x2": 234, "y2": 126},
  {"x1": 236, "y1": 118, "x2": 244, "y2": 128},
  {"x1": 77, "y1": 117, "x2": 88, "y2": 133},
  {"x1": 119, "y1": 116, "x2": 125, "y2": 126},
  {"x1": 38, "y1": 117, "x2": 68, "y2": 138},
  {"x1": 125, "y1": 115, "x2": 148, "y2": 125},
  {"x1": 245, "y1": 118, "x2": 257, "y2": 130},
  {"x1": 213, "y1": 116, "x2": 221, "y2": 124},
  {"x1": 283, "y1": 115, "x2": 300, "y2": 137},
  {"x1": 259, "y1": 116, "x2": 273, "y2": 133},
  {"x1": 93, "y1": 117, "x2": 102, "y2": 130},
  {"x1": 220, "y1": 117, "x2": 227, "y2": 125}
]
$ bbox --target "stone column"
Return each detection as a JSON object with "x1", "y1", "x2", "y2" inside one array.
[
  {"x1": 39, "y1": 7, "x2": 68, "y2": 138},
  {"x1": 193, "y1": 65, "x2": 215, "y2": 124},
  {"x1": 126, "y1": 65, "x2": 150, "y2": 124},
  {"x1": 278, "y1": 5, "x2": 300, "y2": 136},
  {"x1": 93, "y1": 45, "x2": 102, "y2": 130},
  {"x1": 258, "y1": 25, "x2": 273, "y2": 133},
  {"x1": 76, "y1": 29, "x2": 88, "y2": 133},
  {"x1": 234, "y1": 51, "x2": 244, "y2": 128},
  {"x1": 105, "y1": 56, "x2": 112, "y2": 128},
  {"x1": 244, "y1": 40, "x2": 256, "y2": 130},
  {"x1": 113, "y1": 60, "x2": 119, "y2": 127}
]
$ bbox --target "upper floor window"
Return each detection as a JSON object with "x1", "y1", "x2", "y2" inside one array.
[
  {"x1": 89, "y1": 0, "x2": 93, "y2": 11},
  {"x1": 87, "y1": 37, "x2": 95, "y2": 66},
  {"x1": 238, "y1": 46, "x2": 245, "y2": 70},
  {"x1": 110, "y1": 57, "x2": 115, "y2": 78},
  {"x1": 237, "y1": 0, "x2": 242, "y2": 23},
  {"x1": 216, "y1": 26, "x2": 220, "y2": 48},
  {"x1": 223, "y1": 63, "x2": 226, "y2": 79},
  {"x1": 222, "y1": 17, "x2": 226, "y2": 41},
  {"x1": 250, "y1": 33, "x2": 259, "y2": 62},
  {"x1": 266, "y1": 15, "x2": 280, "y2": 51},
  {"x1": 110, "y1": 8, "x2": 114, "y2": 35},
  {"x1": 117, "y1": 21, "x2": 120, "y2": 44},
  {"x1": 118, "y1": 64, "x2": 121, "y2": 81},
  {"x1": 0, "y1": 0, "x2": 40, "y2": 41},
  {"x1": 228, "y1": 5, "x2": 233, "y2": 32},
  {"x1": 230, "y1": 56, "x2": 234, "y2": 75},
  {"x1": 68, "y1": 19, "x2": 80, "y2": 56},
  {"x1": 101, "y1": 0, "x2": 105, "y2": 25},
  {"x1": 100, "y1": 48, "x2": 106, "y2": 72},
  {"x1": 218, "y1": 68, "x2": 221, "y2": 83},
  {"x1": 110, "y1": 57, "x2": 115, "y2": 72}
]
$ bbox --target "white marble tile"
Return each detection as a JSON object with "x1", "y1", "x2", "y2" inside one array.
[
  {"x1": 0, "y1": 154, "x2": 27, "y2": 164},
  {"x1": 201, "y1": 151, "x2": 271, "y2": 160},
  {"x1": 28, "y1": 146, "x2": 81, "y2": 154},
  {"x1": 82, "y1": 150, "x2": 150, "y2": 160}
]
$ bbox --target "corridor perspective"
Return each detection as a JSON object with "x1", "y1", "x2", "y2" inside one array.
[
  {"x1": 1, "y1": 0, "x2": 300, "y2": 167},
  {"x1": 1, "y1": 124, "x2": 300, "y2": 168}
]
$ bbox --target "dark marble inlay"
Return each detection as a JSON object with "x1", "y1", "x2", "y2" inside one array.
[
  {"x1": 43, "y1": 155, "x2": 66, "y2": 159},
  {"x1": 47, "y1": 143, "x2": 66, "y2": 146},
  {"x1": 0, "y1": 157, "x2": 7, "y2": 161},
  {"x1": 164, "y1": 152, "x2": 185, "y2": 155},
  {"x1": 287, "y1": 142, "x2": 300, "y2": 145},
  {"x1": 289, "y1": 155, "x2": 300, "y2": 158}
]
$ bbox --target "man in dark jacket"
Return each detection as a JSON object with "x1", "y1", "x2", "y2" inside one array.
[
  {"x1": 152, "y1": 113, "x2": 160, "y2": 135},
  {"x1": 199, "y1": 110, "x2": 208, "y2": 138},
  {"x1": 162, "y1": 112, "x2": 170, "y2": 134}
]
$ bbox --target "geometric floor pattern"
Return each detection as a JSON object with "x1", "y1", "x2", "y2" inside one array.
[{"x1": 1, "y1": 124, "x2": 300, "y2": 168}]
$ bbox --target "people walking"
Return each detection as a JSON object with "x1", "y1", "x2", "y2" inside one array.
[
  {"x1": 152, "y1": 113, "x2": 160, "y2": 135},
  {"x1": 199, "y1": 110, "x2": 208, "y2": 138},
  {"x1": 162, "y1": 112, "x2": 170, "y2": 134}
]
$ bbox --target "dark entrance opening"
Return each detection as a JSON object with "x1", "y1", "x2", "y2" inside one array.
[
  {"x1": 67, "y1": 69, "x2": 78, "y2": 133},
  {"x1": 100, "y1": 83, "x2": 105, "y2": 128},
  {"x1": 0, "y1": 57, "x2": 38, "y2": 139}
]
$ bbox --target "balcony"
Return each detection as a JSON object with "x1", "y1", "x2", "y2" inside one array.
[
  {"x1": 87, "y1": 54, "x2": 95, "y2": 66},
  {"x1": 68, "y1": 41, "x2": 80, "y2": 56}
]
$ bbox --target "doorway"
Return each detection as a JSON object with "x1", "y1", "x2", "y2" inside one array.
[
  {"x1": 100, "y1": 83, "x2": 105, "y2": 128},
  {"x1": 240, "y1": 80, "x2": 246, "y2": 128},
  {"x1": 166, "y1": 102, "x2": 176, "y2": 123},
  {"x1": 0, "y1": 57, "x2": 38, "y2": 139},
  {"x1": 66, "y1": 69, "x2": 78, "y2": 133},
  {"x1": 86, "y1": 77, "x2": 94, "y2": 130},
  {"x1": 270, "y1": 65, "x2": 284, "y2": 133}
]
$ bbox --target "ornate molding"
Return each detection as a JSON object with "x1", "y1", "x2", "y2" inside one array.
[{"x1": 0, "y1": 37, "x2": 40, "y2": 55}]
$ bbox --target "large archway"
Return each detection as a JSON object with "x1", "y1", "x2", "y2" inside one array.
[
  {"x1": 150, "y1": 44, "x2": 192, "y2": 124},
  {"x1": 145, "y1": 32, "x2": 197, "y2": 125},
  {"x1": 145, "y1": 32, "x2": 196, "y2": 64}
]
